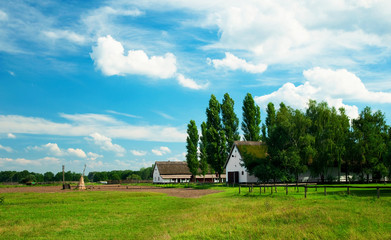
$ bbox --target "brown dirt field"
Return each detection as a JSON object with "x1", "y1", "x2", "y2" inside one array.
[{"x1": 0, "y1": 185, "x2": 222, "y2": 198}]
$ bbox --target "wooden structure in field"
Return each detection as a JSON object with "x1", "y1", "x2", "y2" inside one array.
[{"x1": 75, "y1": 164, "x2": 87, "y2": 190}]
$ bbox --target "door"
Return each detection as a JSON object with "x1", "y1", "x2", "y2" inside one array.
[{"x1": 228, "y1": 171, "x2": 239, "y2": 184}]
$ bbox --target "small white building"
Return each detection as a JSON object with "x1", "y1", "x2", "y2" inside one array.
[
  {"x1": 225, "y1": 141, "x2": 266, "y2": 183},
  {"x1": 153, "y1": 161, "x2": 226, "y2": 184}
]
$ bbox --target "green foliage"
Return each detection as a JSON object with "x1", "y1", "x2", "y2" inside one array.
[
  {"x1": 221, "y1": 93, "x2": 240, "y2": 156},
  {"x1": 242, "y1": 93, "x2": 261, "y2": 141},
  {"x1": 205, "y1": 94, "x2": 226, "y2": 180},
  {"x1": 353, "y1": 107, "x2": 389, "y2": 181},
  {"x1": 186, "y1": 120, "x2": 199, "y2": 179},
  {"x1": 199, "y1": 122, "x2": 209, "y2": 178}
]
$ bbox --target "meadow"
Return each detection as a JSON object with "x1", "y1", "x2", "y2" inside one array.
[{"x1": 0, "y1": 184, "x2": 391, "y2": 239}]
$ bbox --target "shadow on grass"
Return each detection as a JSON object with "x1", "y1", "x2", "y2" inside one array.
[{"x1": 310, "y1": 188, "x2": 391, "y2": 198}]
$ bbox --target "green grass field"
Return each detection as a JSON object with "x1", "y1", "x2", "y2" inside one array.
[{"x1": 1, "y1": 185, "x2": 391, "y2": 239}]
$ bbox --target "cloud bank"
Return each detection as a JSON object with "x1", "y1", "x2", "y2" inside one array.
[{"x1": 254, "y1": 67, "x2": 391, "y2": 119}]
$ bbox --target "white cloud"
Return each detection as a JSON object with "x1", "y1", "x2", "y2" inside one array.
[
  {"x1": 43, "y1": 30, "x2": 86, "y2": 44},
  {"x1": 7, "y1": 133, "x2": 16, "y2": 139},
  {"x1": 177, "y1": 74, "x2": 209, "y2": 90},
  {"x1": 106, "y1": 110, "x2": 142, "y2": 119},
  {"x1": 0, "y1": 10, "x2": 7, "y2": 21},
  {"x1": 0, "y1": 144, "x2": 13, "y2": 153},
  {"x1": 130, "y1": 150, "x2": 147, "y2": 156},
  {"x1": 254, "y1": 67, "x2": 391, "y2": 120},
  {"x1": 29, "y1": 143, "x2": 87, "y2": 159},
  {"x1": 87, "y1": 152, "x2": 103, "y2": 161},
  {"x1": 43, "y1": 143, "x2": 63, "y2": 156},
  {"x1": 209, "y1": 52, "x2": 267, "y2": 73},
  {"x1": 0, "y1": 113, "x2": 186, "y2": 142},
  {"x1": 0, "y1": 157, "x2": 60, "y2": 167},
  {"x1": 303, "y1": 67, "x2": 391, "y2": 103},
  {"x1": 90, "y1": 35, "x2": 177, "y2": 78},
  {"x1": 152, "y1": 146, "x2": 171, "y2": 156},
  {"x1": 67, "y1": 148, "x2": 87, "y2": 158},
  {"x1": 87, "y1": 132, "x2": 126, "y2": 156}
]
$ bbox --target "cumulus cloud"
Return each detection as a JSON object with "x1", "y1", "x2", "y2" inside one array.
[
  {"x1": 29, "y1": 143, "x2": 87, "y2": 159},
  {"x1": 177, "y1": 74, "x2": 209, "y2": 90},
  {"x1": 208, "y1": 52, "x2": 267, "y2": 73},
  {"x1": 87, "y1": 152, "x2": 103, "y2": 161},
  {"x1": 7, "y1": 133, "x2": 16, "y2": 139},
  {"x1": 130, "y1": 150, "x2": 147, "y2": 156},
  {"x1": 67, "y1": 148, "x2": 87, "y2": 158},
  {"x1": 87, "y1": 132, "x2": 126, "y2": 156},
  {"x1": 152, "y1": 146, "x2": 171, "y2": 156},
  {"x1": 90, "y1": 35, "x2": 177, "y2": 78},
  {"x1": 254, "y1": 67, "x2": 391, "y2": 120},
  {"x1": 0, "y1": 144, "x2": 13, "y2": 153}
]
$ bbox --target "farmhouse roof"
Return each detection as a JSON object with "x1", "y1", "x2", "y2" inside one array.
[
  {"x1": 224, "y1": 141, "x2": 268, "y2": 168},
  {"x1": 155, "y1": 161, "x2": 191, "y2": 175}
]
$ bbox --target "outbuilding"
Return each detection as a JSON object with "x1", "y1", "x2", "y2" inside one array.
[{"x1": 224, "y1": 141, "x2": 267, "y2": 184}]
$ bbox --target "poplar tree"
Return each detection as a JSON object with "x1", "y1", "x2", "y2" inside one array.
[
  {"x1": 221, "y1": 93, "x2": 240, "y2": 156},
  {"x1": 186, "y1": 120, "x2": 199, "y2": 182},
  {"x1": 242, "y1": 93, "x2": 261, "y2": 141},
  {"x1": 199, "y1": 122, "x2": 209, "y2": 182},
  {"x1": 205, "y1": 94, "x2": 226, "y2": 182}
]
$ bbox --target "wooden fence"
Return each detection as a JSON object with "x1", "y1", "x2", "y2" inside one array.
[{"x1": 237, "y1": 183, "x2": 391, "y2": 199}]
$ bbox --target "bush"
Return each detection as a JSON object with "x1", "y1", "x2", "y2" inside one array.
[{"x1": 0, "y1": 196, "x2": 4, "y2": 204}]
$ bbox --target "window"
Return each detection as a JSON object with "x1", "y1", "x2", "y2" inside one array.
[{"x1": 242, "y1": 171, "x2": 244, "y2": 175}]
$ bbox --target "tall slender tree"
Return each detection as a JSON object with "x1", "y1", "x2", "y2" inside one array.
[
  {"x1": 205, "y1": 94, "x2": 226, "y2": 182},
  {"x1": 186, "y1": 120, "x2": 199, "y2": 182},
  {"x1": 199, "y1": 122, "x2": 209, "y2": 182},
  {"x1": 221, "y1": 93, "x2": 240, "y2": 156},
  {"x1": 242, "y1": 93, "x2": 261, "y2": 141}
]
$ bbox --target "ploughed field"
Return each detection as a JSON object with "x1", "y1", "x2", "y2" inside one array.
[{"x1": 0, "y1": 184, "x2": 391, "y2": 239}]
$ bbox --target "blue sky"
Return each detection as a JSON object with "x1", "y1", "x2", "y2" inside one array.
[{"x1": 1, "y1": 0, "x2": 391, "y2": 174}]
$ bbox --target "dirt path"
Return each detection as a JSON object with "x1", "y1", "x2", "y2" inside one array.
[{"x1": 0, "y1": 185, "x2": 221, "y2": 198}]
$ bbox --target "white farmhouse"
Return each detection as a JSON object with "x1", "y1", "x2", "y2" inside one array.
[
  {"x1": 225, "y1": 141, "x2": 266, "y2": 183},
  {"x1": 153, "y1": 161, "x2": 226, "y2": 184}
]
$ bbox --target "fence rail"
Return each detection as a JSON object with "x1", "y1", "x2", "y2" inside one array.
[{"x1": 237, "y1": 183, "x2": 391, "y2": 199}]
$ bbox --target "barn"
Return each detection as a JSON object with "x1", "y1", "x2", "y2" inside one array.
[
  {"x1": 153, "y1": 161, "x2": 226, "y2": 184},
  {"x1": 224, "y1": 141, "x2": 267, "y2": 184}
]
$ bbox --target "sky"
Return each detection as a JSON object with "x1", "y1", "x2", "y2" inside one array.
[{"x1": 1, "y1": 0, "x2": 391, "y2": 174}]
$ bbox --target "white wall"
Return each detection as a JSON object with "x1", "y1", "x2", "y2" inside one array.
[{"x1": 226, "y1": 146, "x2": 258, "y2": 183}]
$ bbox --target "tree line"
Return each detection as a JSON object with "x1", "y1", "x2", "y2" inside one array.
[
  {"x1": 0, "y1": 167, "x2": 154, "y2": 183},
  {"x1": 186, "y1": 93, "x2": 391, "y2": 183},
  {"x1": 186, "y1": 93, "x2": 261, "y2": 181}
]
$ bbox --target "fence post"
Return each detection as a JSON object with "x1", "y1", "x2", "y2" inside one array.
[
  {"x1": 305, "y1": 186, "x2": 307, "y2": 198},
  {"x1": 377, "y1": 187, "x2": 380, "y2": 199},
  {"x1": 271, "y1": 186, "x2": 273, "y2": 194},
  {"x1": 347, "y1": 186, "x2": 350, "y2": 195},
  {"x1": 264, "y1": 185, "x2": 266, "y2": 193},
  {"x1": 286, "y1": 184, "x2": 288, "y2": 195}
]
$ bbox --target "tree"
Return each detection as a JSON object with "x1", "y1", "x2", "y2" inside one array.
[
  {"x1": 199, "y1": 122, "x2": 209, "y2": 182},
  {"x1": 186, "y1": 120, "x2": 199, "y2": 182},
  {"x1": 205, "y1": 94, "x2": 226, "y2": 182},
  {"x1": 242, "y1": 93, "x2": 261, "y2": 141},
  {"x1": 43, "y1": 172, "x2": 54, "y2": 182},
  {"x1": 221, "y1": 93, "x2": 240, "y2": 156},
  {"x1": 353, "y1": 107, "x2": 389, "y2": 182}
]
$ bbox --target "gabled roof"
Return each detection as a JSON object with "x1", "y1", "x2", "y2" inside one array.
[
  {"x1": 224, "y1": 141, "x2": 268, "y2": 168},
  {"x1": 155, "y1": 161, "x2": 191, "y2": 175}
]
